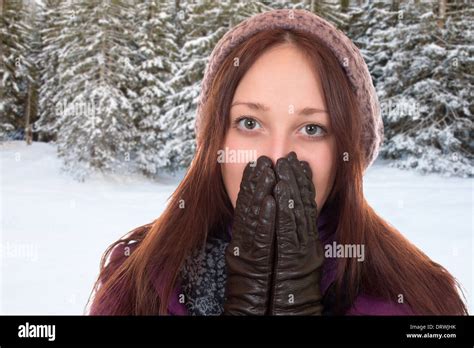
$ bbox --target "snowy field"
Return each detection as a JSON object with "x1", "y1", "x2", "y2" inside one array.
[{"x1": 1, "y1": 140, "x2": 472, "y2": 314}]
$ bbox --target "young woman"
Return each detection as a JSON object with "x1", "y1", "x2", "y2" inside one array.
[{"x1": 86, "y1": 9, "x2": 467, "y2": 316}]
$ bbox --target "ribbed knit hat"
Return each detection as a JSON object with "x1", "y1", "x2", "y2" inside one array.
[{"x1": 195, "y1": 8, "x2": 384, "y2": 170}]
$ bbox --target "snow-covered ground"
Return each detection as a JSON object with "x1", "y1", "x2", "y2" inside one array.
[{"x1": 1, "y1": 141, "x2": 472, "y2": 314}]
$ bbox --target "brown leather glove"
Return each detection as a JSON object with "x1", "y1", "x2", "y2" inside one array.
[
  {"x1": 269, "y1": 151, "x2": 324, "y2": 315},
  {"x1": 222, "y1": 155, "x2": 277, "y2": 315}
]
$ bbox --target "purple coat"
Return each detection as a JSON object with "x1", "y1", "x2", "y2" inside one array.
[{"x1": 165, "y1": 205, "x2": 414, "y2": 316}]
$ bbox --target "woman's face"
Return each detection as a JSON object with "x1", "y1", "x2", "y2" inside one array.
[{"x1": 221, "y1": 43, "x2": 337, "y2": 211}]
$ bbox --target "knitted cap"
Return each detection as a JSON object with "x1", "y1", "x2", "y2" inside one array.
[{"x1": 195, "y1": 8, "x2": 384, "y2": 171}]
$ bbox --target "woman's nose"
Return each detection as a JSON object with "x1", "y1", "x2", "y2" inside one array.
[{"x1": 262, "y1": 135, "x2": 295, "y2": 166}]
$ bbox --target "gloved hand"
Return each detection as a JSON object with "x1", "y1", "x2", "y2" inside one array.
[
  {"x1": 269, "y1": 151, "x2": 324, "y2": 315},
  {"x1": 222, "y1": 155, "x2": 277, "y2": 315}
]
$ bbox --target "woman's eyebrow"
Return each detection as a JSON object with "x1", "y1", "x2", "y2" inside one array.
[
  {"x1": 231, "y1": 101, "x2": 327, "y2": 116},
  {"x1": 231, "y1": 101, "x2": 269, "y2": 112},
  {"x1": 298, "y1": 106, "x2": 328, "y2": 116}
]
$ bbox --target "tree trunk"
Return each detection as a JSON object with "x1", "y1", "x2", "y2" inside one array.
[
  {"x1": 438, "y1": 0, "x2": 447, "y2": 28},
  {"x1": 391, "y1": 0, "x2": 400, "y2": 12},
  {"x1": 25, "y1": 84, "x2": 33, "y2": 145},
  {"x1": 340, "y1": 0, "x2": 349, "y2": 12}
]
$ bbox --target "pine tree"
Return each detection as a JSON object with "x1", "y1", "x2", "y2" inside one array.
[
  {"x1": 370, "y1": 1, "x2": 473, "y2": 177},
  {"x1": 0, "y1": 0, "x2": 34, "y2": 141},
  {"x1": 35, "y1": 0, "x2": 63, "y2": 142},
  {"x1": 39, "y1": 0, "x2": 139, "y2": 180},
  {"x1": 133, "y1": 0, "x2": 176, "y2": 176},
  {"x1": 345, "y1": 0, "x2": 401, "y2": 81},
  {"x1": 344, "y1": 1, "x2": 473, "y2": 176}
]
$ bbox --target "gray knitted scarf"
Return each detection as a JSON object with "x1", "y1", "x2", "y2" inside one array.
[{"x1": 179, "y1": 230, "x2": 230, "y2": 316}]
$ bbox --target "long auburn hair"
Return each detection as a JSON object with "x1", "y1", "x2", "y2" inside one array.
[{"x1": 86, "y1": 28, "x2": 467, "y2": 315}]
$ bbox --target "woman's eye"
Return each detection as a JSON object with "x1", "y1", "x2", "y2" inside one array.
[
  {"x1": 299, "y1": 124, "x2": 326, "y2": 138},
  {"x1": 235, "y1": 117, "x2": 262, "y2": 131},
  {"x1": 233, "y1": 117, "x2": 326, "y2": 139}
]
